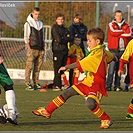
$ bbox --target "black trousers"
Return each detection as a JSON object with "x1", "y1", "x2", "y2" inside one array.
[
  {"x1": 69, "y1": 69, "x2": 74, "y2": 86},
  {"x1": 53, "y1": 52, "x2": 68, "y2": 88},
  {"x1": 124, "y1": 63, "x2": 130, "y2": 84}
]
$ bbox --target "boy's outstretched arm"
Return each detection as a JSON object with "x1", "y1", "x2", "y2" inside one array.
[{"x1": 58, "y1": 62, "x2": 78, "y2": 73}]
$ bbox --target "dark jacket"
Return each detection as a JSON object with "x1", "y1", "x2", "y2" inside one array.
[
  {"x1": 69, "y1": 22, "x2": 88, "y2": 45},
  {"x1": 24, "y1": 13, "x2": 44, "y2": 50},
  {"x1": 51, "y1": 24, "x2": 72, "y2": 54},
  {"x1": 29, "y1": 26, "x2": 44, "y2": 50}
]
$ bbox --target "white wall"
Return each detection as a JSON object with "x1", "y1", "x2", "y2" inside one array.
[{"x1": 7, "y1": 69, "x2": 86, "y2": 81}]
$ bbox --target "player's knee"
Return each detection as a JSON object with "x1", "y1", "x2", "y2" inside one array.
[
  {"x1": 61, "y1": 87, "x2": 78, "y2": 100},
  {"x1": 86, "y1": 98, "x2": 97, "y2": 110},
  {"x1": 61, "y1": 88, "x2": 71, "y2": 100},
  {"x1": 4, "y1": 84, "x2": 14, "y2": 91}
]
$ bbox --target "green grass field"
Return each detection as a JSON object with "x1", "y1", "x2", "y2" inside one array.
[{"x1": 0, "y1": 83, "x2": 133, "y2": 131}]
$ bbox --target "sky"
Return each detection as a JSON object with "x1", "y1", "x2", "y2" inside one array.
[
  {"x1": 0, "y1": 1, "x2": 133, "y2": 28},
  {"x1": 0, "y1": 1, "x2": 24, "y2": 28}
]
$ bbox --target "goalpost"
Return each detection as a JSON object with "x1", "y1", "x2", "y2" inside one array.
[
  {"x1": 0, "y1": 37, "x2": 53, "y2": 69},
  {"x1": 0, "y1": 37, "x2": 55, "y2": 80},
  {"x1": 0, "y1": 37, "x2": 86, "y2": 81}
]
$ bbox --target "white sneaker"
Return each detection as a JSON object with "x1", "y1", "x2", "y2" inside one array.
[
  {"x1": 116, "y1": 87, "x2": 122, "y2": 92},
  {"x1": 53, "y1": 86, "x2": 62, "y2": 91},
  {"x1": 62, "y1": 85, "x2": 69, "y2": 90}
]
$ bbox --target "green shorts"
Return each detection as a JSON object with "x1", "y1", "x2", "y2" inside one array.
[{"x1": 0, "y1": 63, "x2": 13, "y2": 88}]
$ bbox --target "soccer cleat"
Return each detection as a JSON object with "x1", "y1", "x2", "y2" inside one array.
[
  {"x1": 126, "y1": 113, "x2": 133, "y2": 119},
  {"x1": 100, "y1": 120, "x2": 112, "y2": 129},
  {"x1": 25, "y1": 84, "x2": 34, "y2": 91},
  {"x1": 34, "y1": 83, "x2": 42, "y2": 90},
  {"x1": 7, "y1": 112, "x2": 18, "y2": 125},
  {"x1": 42, "y1": 84, "x2": 48, "y2": 89},
  {"x1": 32, "y1": 107, "x2": 51, "y2": 119},
  {"x1": 0, "y1": 116, "x2": 7, "y2": 124}
]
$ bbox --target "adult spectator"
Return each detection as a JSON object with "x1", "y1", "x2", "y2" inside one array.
[
  {"x1": 69, "y1": 14, "x2": 88, "y2": 54},
  {"x1": 106, "y1": 10, "x2": 131, "y2": 91},
  {"x1": 68, "y1": 14, "x2": 88, "y2": 86},
  {"x1": 24, "y1": 7, "x2": 45, "y2": 90}
]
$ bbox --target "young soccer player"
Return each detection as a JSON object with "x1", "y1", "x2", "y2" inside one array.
[
  {"x1": 0, "y1": 55, "x2": 18, "y2": 125},
  {"x1": 118, "y1": 39, "x2": 133, "y2": 119},
  {"x1": 32, "y1": 27, "x2": 115, "y2": 129}
]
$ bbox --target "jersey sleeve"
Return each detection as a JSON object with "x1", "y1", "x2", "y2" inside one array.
[
  {"x1": 77, "y1": 49, "x2": 102, "y2": 73},
  {"x1": 121, "y1": 39, "x2": 133, "y2": 61},
  {"x1": 105, "y1": 50, "x2": 115, "y2": 63}
]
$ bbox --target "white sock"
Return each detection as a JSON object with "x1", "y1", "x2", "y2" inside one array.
[{"x1": 5, "y1": 90, "x2": 16, "y2": 114}]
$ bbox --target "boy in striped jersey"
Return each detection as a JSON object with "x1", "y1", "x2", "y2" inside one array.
[
  {"x1": 118, "y1": 39, "x2": 133, "y2": 119},
  {"x1": 32, "y1": 27, "x2": 115, "y2": 129}
]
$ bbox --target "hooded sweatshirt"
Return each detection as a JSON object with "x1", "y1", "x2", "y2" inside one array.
[{"x1": 24, "y1": 13, "x2": 44, "y2": 50}]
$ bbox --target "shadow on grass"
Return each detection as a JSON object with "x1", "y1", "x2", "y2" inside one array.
[{"x1": 18, "y1": 120, "x2": 99, "y2": 126}]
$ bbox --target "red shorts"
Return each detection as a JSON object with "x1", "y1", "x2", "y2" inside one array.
[{"x1": 72, "y1": 82, "x2": 103, "y2": 104}]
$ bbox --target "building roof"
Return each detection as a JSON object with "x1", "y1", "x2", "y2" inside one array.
[{"x1": 0, "y1": 19, "x2": 15, "y2": 30}]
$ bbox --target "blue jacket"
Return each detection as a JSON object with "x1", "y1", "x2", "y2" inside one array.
[{"x1": 69, "y1": 22, "x2": 88, "y2": 46}]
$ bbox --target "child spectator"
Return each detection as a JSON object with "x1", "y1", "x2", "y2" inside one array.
[
  {"x1": 51, "y1": 13, "x2": 72, "y2": 91},
  {"x1": 68, "y1": 35, "x2": 84, "y2": 85}
]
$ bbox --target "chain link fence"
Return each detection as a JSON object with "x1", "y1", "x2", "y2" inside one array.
[{"x1": 0, "y1": 26, "x2": 53, "y2": 70}]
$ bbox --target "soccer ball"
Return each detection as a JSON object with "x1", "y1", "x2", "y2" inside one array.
[
  {"x1": 0, "y1": 104, "x2": 19, "y2": 124},
  {"x1": 0, "y1": 104, "x2": 8, "y2": 119},
  {"x1": 0, "y1": 104, "x2": 19, "y2": 119}
]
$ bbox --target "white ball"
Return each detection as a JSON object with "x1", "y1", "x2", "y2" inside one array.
[
  {"x1": 0, "y1": 104, "x2": 19, "y2": 119},
  {"x1": 0, "y1": 104, "x2": 8, "y2": 119}
]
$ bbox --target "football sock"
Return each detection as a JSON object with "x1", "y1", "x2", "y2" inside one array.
[
  {"x1": 5, "y1": 90, "x2": 16, "y2": 114},
  {"x1": 46, "y1": 95, "x2": 66, "y2": 114},
  {"x1": 91, "y1": 105, "x2": 110, "y2": 120},
  {"x1": 73, "y1": 69, "x2": 79, "y2": 85},
  {"x1": 127, "y1": 99, "x2": 133, "y2": 114},
  {"x1": 62, "y1": 74, "x2": 69, "y2": 86},
  {"x1": 73, "y1": 77, "x2": 78, "y2": 85}
]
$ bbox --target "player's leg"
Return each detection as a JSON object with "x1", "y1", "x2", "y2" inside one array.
[
  {"x1": 86, "y1": 94, "x2": 112, "y2": 129},
  {"x1": 0, "y1": 85, "x2": 7, "y2": 124},
  {"x1": 126, "y1": 98, "x2": 133, "y2": 119},
  {"x1": 32, "y1": 86, "x2": 79, "y2": 118},
  {"x1": 73, "y1": 68, "x2": 80, "y2": 85},
  {"x1": 61, "y1": 73, "x2": 69, "y2": 89},
  {"x1": 0, "y1": 65, "x2": 18, "y2": 124},
  {"x1": 4, "y1": 84, "x2": 18, "y2": 125}
]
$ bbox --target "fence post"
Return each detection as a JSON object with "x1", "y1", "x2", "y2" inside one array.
[
  {"x1": 35, "y1": 1, "x2": 39, "y2": 7},
  {"x1": 96, "y1": 1, "x2": 100, "y2": 27}
]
